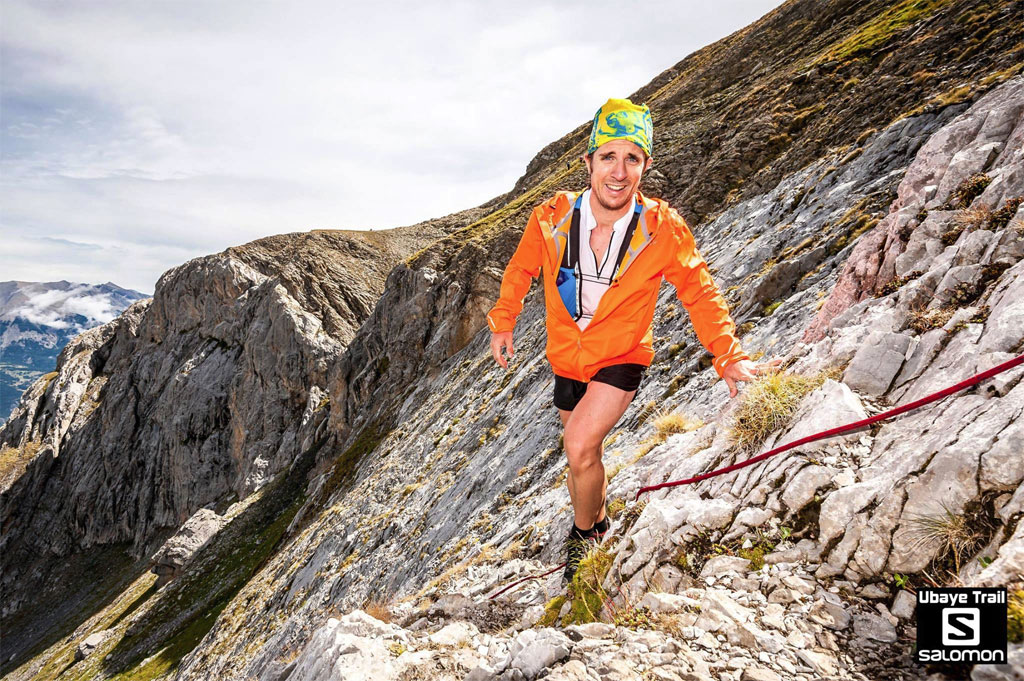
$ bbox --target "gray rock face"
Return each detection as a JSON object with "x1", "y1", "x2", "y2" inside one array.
[
  {"x1": 149, "y1": 508, "x2": 228, "y2": 586},
  {"x1": 806, "y1": 76, "x2": 1024, "y2": 341},
  {"x1": 0, "y1": 225, "x2": 456, "y2": 659},
  {"x1": 842, "y1": 331, "x2": 912, "y2": 396}
]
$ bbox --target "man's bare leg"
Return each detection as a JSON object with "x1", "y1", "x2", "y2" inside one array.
[
  {"x1": 561, "y1": 382, "x2": 635, "y2": 530},
  {"x1": 559, "y1": 407, "x2": 607, "y2": 527}
]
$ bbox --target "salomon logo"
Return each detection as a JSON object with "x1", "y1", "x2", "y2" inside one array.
[
  {"x1": 916, "y1": 588, "x2": 1006, "y2": 664},
  {"x1": 942, "y1": 608, "x2": 980, "y2": 646}
]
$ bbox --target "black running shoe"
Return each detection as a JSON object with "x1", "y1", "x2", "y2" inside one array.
[{"x1": 563, "y1": 529, "x2": 600, "y2": 584}]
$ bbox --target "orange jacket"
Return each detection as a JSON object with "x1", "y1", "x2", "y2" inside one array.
[{"x1": 486, "y1": 189, "x2": 749, "y2": 382}]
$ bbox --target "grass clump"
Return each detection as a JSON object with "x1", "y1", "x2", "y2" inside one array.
[
  {"x1": 942, "y1": 173, "x2": 992, "y2": 210},
  {"x1": 820, "y1": 0, "x2": 954, "y2": 62},
  {"x1": 363, "y1": 598, "x2": 392, "y2": 623},
  {"x1": 1009, "y1": 590, "x2": 1024, "y2": 644},
  {"x1": 651, "y1": 411, "x2": 702, "y2": 440},
  {"x1": 629, "y1": 410, "x2": 703, "y2": 457},
  {"x1": 606, "y1": 498, "x2": 627, "y2": 520},
  {"x1": 612, "y1": 606, "x2": 655, "y2": 630},
  {"x1": 729, "y1": 369, "x2": 832, "y2": 452},
  {"x1": 901, "y1": 499, "x2": 999, "y2": 577},
  {"x1": 942, "y1": 207, "x2": 990, "y2": 245},
  {"x1": 879, "y1": 270, "x2": 924, "y2": 296},
  {"x1": 907, "y1": 306, "x2": 956, "y2": 333},
  {"x1": 762, "y1": 300, "x2": 783, "y2": 316},
  {"x1": 536, "y1": 595, "x2": 567, "y2": 628},
  {"x1": 989, "y1": 196, "x2": 1023, "y2": 231},
  {"x1": 661, "y1": 374, "x2": 689, "y2": 399},
  {"x1": 562, "y1": 545, "x2": 615, "y2": 625}
]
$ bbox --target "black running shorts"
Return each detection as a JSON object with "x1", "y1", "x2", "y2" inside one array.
[{"x1": 553, "y1": 363, "x2": 646, "y2": 411}]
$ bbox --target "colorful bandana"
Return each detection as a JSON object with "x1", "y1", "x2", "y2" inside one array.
[{"x1": 587, "y1": 98, "x2": 653, "y2": 157}]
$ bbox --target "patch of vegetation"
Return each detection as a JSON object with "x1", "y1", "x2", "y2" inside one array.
[
  {"x1": 825, "y1": 199, "x2": 881, "y2": 256},
  {"x1": 661, "y1": 374, "x2": 689, "y2": 400},
  {"x1": 612, "y1": 606, "x2": 655, "y2": 630},
  {"x1": 942, "y1": 173, "x2": 991, "y2": 210},
  {"x1": 952, "y1": 262, "x2": 1010, "y2": 308},
  {"x1": 907, "y1": 306, "x2": 956, "y2": 333},
  {"x1": 879, "y1": 269, "x2": 925, "y2": 296},
  {"x1": 363, "y1": 597, "x2": 393, "y2": 623},
  {"x1": 762, "y1": 300, "x2": 783, "y2": 316},
  {"x1": 729, "y1": 368, "x2": 837, "y2": 452},
  {"x1": 537, "y1": 595, "x2": 567, "y2": 628},
  {"x1": 968, "y1": 305, "x2": 991, "y2": 324},
  {"x1": 606, "y1": 498, "x2": 627, "y2": 520},
  {"x1": 634, "y1": 400, "x2": 659, "y2": 428},
  {"x1": 1009, "y1": 590, "x2": 1024, "y2": 644},
  {"x1": 561, "y1": 545, "x2": 615, "y2": 626},
  {"x1": 820, "y1": 0, "x2": 955, "y2": 63},
  {"x1": 314, "y1": 418, "x2": 392, "y2": 511},
  {"x1": 651, "y1": 411, "x2": 702, "y2": 440},
  {"x1": 478, "y1": 415, "x2": 505, "y2": 447},
  {"x1": 108, "y1": 486, "x2": 306, "y2": 680},
  {"x1": 989, "y1": 196, "x2": 1024, "y2": 230},
  {"x1": 674, "y1": 525, "x2": 785, "y2": 579},
  {"x1": 735, "y1": 321, "x2": 756, "y2": 338},
  {"x1": 941, "y1": 207, "x2": 990, "y2": 245},
  {"x1": 901, "y1": 496, "x2": 1001, "y2": 580},
  {"x1": 617, "y1": 501, "x2": 647, "y2": 535},
  {"x1": 906, "y1": 258, "x2": 1007, "y2": 335}
]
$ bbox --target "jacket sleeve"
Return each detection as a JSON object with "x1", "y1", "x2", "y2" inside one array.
[
  {"x1": 661, "y1": 208, "x2": 750, "y2": 378},
  {"x1": 486, "y1": 206, "x2": 545, "y2": 334}
]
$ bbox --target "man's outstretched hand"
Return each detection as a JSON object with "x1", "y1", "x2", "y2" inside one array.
[
  {"x1": 490, "y1": 331, "x2": 514, "y2": 369},
  {"x1": 722, "y1": 357, "x2": 784, "y2": 398}
]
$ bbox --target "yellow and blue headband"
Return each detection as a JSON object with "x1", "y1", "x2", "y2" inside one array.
[{"x1": 587, "y1": 98, "x2": 653, "y2": 157}]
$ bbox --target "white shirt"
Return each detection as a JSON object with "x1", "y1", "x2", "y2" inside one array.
[{"x1": 576, "y1": 189, "x2": 635, "y2": 331}]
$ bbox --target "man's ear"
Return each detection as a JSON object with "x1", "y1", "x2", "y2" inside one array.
[
  {"x1": 644, "y1": 156, "x2": 653, "y2": 172},
  {"x1": 583, "y1": 153, "x2": 592, "y2": 174}
]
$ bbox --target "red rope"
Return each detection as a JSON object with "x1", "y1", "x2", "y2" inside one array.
[
  {"x1": 634, "y1": 352, "x2": 1024, "y2": 501},
  {"x1": 487, "y1": 562, "x2": 566, "y2": 600},
  {"x1": 486, "y1": 353, "x2": 1023, "y2": 601}
]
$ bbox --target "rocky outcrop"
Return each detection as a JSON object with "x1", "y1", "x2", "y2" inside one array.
[
  {"x1": 804, "y1": 77, "x2": 1024, "y2": 342},
  {"x1": 149, "y1": 508, "x2": 228, "y2": 586},
  {"x1": 0, "y1": 223, "x2": 463, "y2": 667}
]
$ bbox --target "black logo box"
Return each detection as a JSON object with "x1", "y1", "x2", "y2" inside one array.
[{"x1": 916, "y1": 587, "x2": 1008, "y2": 665}]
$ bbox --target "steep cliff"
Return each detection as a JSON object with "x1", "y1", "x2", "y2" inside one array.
[{"x1": 2, "y1": 1, "x2": 1022, "y2": 680}]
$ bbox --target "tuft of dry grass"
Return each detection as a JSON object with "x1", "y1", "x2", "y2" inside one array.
[
  {"x1": 900, "y1": 500, "x2": 991, "y2": 576},
  {"x1": 651, "y1": 411, "x2": 702, "y2": 439},
  {"x1": 500, "y1": 540, "x2": 524, "y2": 561},
  {"x1": 363, "y1": 597, "x2": 392, "y2": 623},
  {"x1": 941, "y1": 206, "x2": 991, "y2": 245},
  {"x1": 729, "y1": 369, "x2": 833, "y2": 452}
]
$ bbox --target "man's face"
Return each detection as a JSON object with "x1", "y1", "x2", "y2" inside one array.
[{"x1": 584, "y1": 139, "x2": 653, "y2": 213}]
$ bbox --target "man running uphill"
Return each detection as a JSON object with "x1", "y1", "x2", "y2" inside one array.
[{"x1": 486, "y1": 98, "x2": 779, "y2": 583}]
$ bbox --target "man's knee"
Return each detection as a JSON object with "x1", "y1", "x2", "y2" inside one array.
[{"x1": 564, "y1": 429, "x2": 601, "y2": 471}]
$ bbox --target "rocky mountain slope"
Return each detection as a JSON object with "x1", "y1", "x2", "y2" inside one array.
[
  {"x1": 0, "y1": 281, "x2": 146, "y2": 422},
  {"x1": 2, "y1": 1, "x2": 1023, "y2": 680}
]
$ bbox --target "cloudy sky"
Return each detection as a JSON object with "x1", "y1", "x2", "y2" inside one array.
[{"x1": 2, "y1": 1, "x2": 783, "y2": 293}]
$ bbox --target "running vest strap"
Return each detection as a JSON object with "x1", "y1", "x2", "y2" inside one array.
[{"x1": 556, "y1": 193, "x2": 642, "y2": 321}]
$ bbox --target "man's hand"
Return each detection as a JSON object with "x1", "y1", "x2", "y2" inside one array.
[
  {"x1": 490, "y1": 331, "x2": 514, "y2": 369},
  {"x1": 722, "y1": 357, "x2": 783, "y2": 398}
]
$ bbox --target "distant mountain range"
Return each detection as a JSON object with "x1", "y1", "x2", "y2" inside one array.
[{"x1": 0, "y1": 281, "x2": 148, "y2": 421}]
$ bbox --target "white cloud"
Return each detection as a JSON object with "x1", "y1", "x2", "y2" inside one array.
[
  {"x1": 3, "y1": 284, "x2": 121, "y2": 329},
  {"x1": 1, "y1": 0, "x2": 783, "y2": 291}
]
